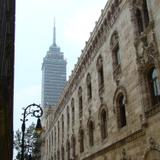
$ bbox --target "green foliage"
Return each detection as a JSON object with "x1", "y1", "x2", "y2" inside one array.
[{"x1": 14, "y1": 123, "x2": 40, "y2": 160}]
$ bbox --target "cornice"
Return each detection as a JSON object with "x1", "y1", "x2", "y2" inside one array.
[{"x1": 51, "y1": 0, "x2": 128, "y2": 124}]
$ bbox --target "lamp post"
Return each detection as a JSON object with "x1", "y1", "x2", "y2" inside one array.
[{"x1": 20, "y1": 103, "x2": 43, "y2": 160}]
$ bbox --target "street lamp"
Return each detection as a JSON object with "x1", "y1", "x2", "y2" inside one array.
[{"x1": 20, "y1": 103, "x2": 43, "y2": 160}]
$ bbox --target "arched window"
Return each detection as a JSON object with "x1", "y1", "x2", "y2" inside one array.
[
  {"x1": 143, "y1": 0, "x2": 149, "y2": 27},
  {"x1": 61, "y1": 146, "x2": 64, "y2": 160},
  {"x1": 96, "y1": 55, "x2": 104, "y2": 93},
  {"x1": 58, "y1": 121, "x2": 60, "y2": 145},
  {"x1": 52, "y1": 130, "x2": 54, "y2": 147},
  {"x1": 61, "y1": 114, "x2": 64, "y2": 140},
  {"x1": 71, "y1": 98, "x2": 75, "y2": 126},
  {"x1": 88, "y1": 120, "x2": 94, "y2": 146},
  {"x1": 134, "y1": 0, "x2": 150, "y2": 34},
  {"x1": 113, "y1": 87, "x2": 127, "y2": 129},
  {"x1": 79, "y1": 129, "x2": 84, "y2": 153},
  {"x1": 54, "y1": 126, "x2": 56, "y2": 148},
  {"x1": 78, "y1": 87, "x2": 83, "y2": 118},
  {"x1": 135, "y1": 8, "x2": 143, "y2": 34},
  {"x1": 67, "y1": 106, "x2": 70, "y2": 131},
  {"x1": 114, "y1": 45, "x2": 120, "y2": 66},
  {"x1": 118, "y1": 94, "x2": 127, "y2": 128},
  {"x1": 148, "y1": 67, "x2": 160, "y2": 105},
  {"x1": 101, "y1": 109, "x2": 107, "y2": 139},
  {"x1": 71, "y1": 135, "x2": 76, "y2": 158},
  {"x1": 54, "y1": 153, "x2": 56, "y2": 160},
  {"x1": 86, "y1": 73, "x2": 92, "y2": 101},
  {"x1": 57, "y1": 150, "x2": 60, "y2": 160},
  {"x1": 66, "y1": 140, "x2": 70, "y2": 160},
  {"x1": 110, "y1": 31, "x2": 120, "y2": 67}
]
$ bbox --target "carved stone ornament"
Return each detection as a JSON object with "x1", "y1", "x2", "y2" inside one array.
[
  {"x1": 120, "y1": 148, "x2": 131, "y2": 160},
  {"x1": 132, "y1": 0, "x2": 143, "y2": 8},
  {"x1": 137, "y1": 40, "x2": 144, "y2": 57},
  {"x1": 142, "y1": 137, "x2": 160, "y2": 159},
  {"x1": 136, "y1": 37, "x2": 158, "y2": 67}
]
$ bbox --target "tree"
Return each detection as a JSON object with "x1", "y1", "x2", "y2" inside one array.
[{"x1": 14, "y1": 123, "x2": 40, "y2": 160}]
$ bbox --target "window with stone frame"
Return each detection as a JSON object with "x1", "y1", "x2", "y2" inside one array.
[
  {"x1": 88, "y1": 120, "x2": 94, "y2": 146},
  {"x1": 52, "y1": 130, "x2": 54, "y2": 147},
  {"x1": 86, "y1": 73, "x2": 92, "y2": 101},
  {"x1": 110, "y1": 31, "x2": 121, "y2": 79},
  {"x1": 66, "y1": 139, "x2": 70, "y2": 160},
  {"x1": 71, "y1": 135, "x2": 76, "y2": 158},
  {"x1": 67, "y1": 106, "x2": 70, "y2": 131},
  {"x1": 58, "y1": 121, "x2": 60, "y2": 146},
  {"x1": 54, "y1": 126, "x2": 56, "y2": 149},
  {"x1": 71, "y1": 98, "x2": 75, "y2": 126},
  {"x1": 57, "y1": 150, "x2": 60, "y2": 160},
  {"x1": 117, "y1": 94, "x2": 127, "y2": 128},
  {"x1": 61, "y1": 146, "x2": 64, "y2": 160},
  {"x1": 100, "y1": 109, "x2": 107, "y2": 140},
  {"x1": 79, "y1": 129, "x2": 84, "y2": 153},
  {"x1": 78, "y1": 87, "x2": 83, "y2": 118},
  {"x1": 61, "y1": 114, "x2": 64, "y2": 140},
  {"x1": 96, "y1": 55, "x2": 104, "y2": 94},
  {"x1": 143, "y1": 0, "x2": 149, "y2": 27},
  {"x1": 54, "y1": 153, "x2": 56, "y2": 160},
  {"x1": 134, "y1": 0, "x2": 150, "y2": 34},
  {"x1": 148, "y1": 67, "x2": 160, "y2": 106},
  {"x1": 135, "y1": 8, "x2": 144, "y2": 34}
]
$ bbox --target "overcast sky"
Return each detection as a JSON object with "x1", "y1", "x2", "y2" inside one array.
[{"x1": 14, "y1": 0, "x2": 108, "y2": 134}]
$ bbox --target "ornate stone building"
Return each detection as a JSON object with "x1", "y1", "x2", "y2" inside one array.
[{"x1": 40, "y1": 0, "x2": 160, "y2": 160}]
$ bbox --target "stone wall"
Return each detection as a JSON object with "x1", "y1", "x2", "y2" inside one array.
[{"x1": 41, "y1": 0, "x2": 160, "y2": 160}]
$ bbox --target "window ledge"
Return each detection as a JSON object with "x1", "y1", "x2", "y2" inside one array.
[{"x1": 145, "y1": 103, "x2": 160, "y2": 118}]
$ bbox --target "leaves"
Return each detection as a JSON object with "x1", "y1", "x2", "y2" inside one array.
[{"x1": 14, "y1": 123, "x2": 40, "y2": 160}]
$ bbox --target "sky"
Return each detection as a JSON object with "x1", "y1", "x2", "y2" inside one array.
[{"x1": 14, "y1": 0, "x2": 108, "y2": 134}]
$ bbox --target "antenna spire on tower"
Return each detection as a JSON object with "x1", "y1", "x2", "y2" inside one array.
[{"x1": 53, "y1": 18, "x2": 56, "y2": 46}]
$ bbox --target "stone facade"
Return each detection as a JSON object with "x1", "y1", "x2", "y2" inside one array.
[{"x1": 40, "y1": 0, "x2": 160, "y2": 160}]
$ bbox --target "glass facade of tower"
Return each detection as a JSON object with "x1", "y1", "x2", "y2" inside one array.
[{"x1": 41, "y1": 34, "x2": 66, "y2": 107}]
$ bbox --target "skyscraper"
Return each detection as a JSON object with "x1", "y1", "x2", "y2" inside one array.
[{"x1": 41, "y1": 22, "x2": 66, "y2": 107}]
